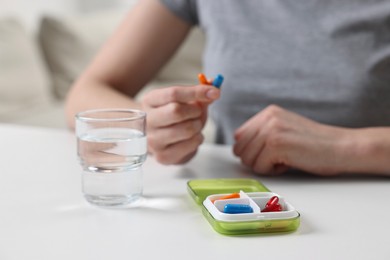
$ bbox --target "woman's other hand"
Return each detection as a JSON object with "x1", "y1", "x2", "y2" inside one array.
[{"x1": 233, "y1": 105, "x2": 353, "y2": 176}]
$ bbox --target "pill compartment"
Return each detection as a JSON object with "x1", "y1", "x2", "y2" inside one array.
[
  {"x1": 187, "y1": 179, "x2": 300, "y2": 235},
  {"x1": 204, "y1": 190, "x2": 299, "y2": 222}
]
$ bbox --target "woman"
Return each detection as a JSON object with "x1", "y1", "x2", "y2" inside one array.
[{"x1": 66, "y1": 0, "x2": 390, "y2": 176}]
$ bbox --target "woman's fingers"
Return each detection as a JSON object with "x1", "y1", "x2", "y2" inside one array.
[
  {"x1": 142, "y1": 85, "x2": 220, "y2": 107},
  {"x1": 152, "y1": 133, "x2": 204, "y2": 164},
  {"x1": 140, "y1": 85, "x2": 220, "y2": 165},
  {"x1": 148, "y1": 119, "x2": 203, "y2": 149},
  {"x1": 147, "y1": 102, "x2": 203, "y2": 127}
]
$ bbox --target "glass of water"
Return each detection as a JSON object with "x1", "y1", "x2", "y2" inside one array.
[{"x1": 75, "y1": 109, "x2": 147, "y2": 206}]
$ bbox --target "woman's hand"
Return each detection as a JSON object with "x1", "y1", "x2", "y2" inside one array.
[
  {"x1": 141, "y1": 84, "x2": 220, "y2": 164},
  {"x1": 233, "y1": 105, "x2": 354, "y2": 176}
]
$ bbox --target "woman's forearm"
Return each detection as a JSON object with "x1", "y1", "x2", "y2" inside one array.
[
  {"x1": 64, "y1": 0, "x2": 192, "y2": 129},
  {"x1": 64, "y1": 78, "x2": 141, "y2": 129}
]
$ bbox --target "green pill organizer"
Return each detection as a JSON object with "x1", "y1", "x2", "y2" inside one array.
[{"x1": 187, "y1": 178, "x2": 300, "y2": 235}]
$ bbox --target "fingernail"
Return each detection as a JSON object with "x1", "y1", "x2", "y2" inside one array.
[{"x1": 206, "y1": 88, "x2": 219, "y2": 99}]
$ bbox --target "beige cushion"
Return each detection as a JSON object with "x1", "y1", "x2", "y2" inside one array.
[
  {"x1": 0, "y1": 18, "x2": 50, "y2": 119},
  {"x1": 38, "y1": 10, "x2": 205, "y2": 100},
  {"x1": 39, "y1": 11, "x2": 125, "y2": 99}
]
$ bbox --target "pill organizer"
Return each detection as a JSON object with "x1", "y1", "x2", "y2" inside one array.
[{"x1": 187, "y1": 178, "x2": 300, "y2": 235}]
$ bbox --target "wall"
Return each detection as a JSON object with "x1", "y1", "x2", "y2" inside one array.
[{"x1": 0, "y1": 0, "x2": 136, "y2": 30}]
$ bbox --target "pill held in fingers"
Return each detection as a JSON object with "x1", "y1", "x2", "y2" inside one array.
[
  {"x1": 224, "y1": 204, "x2": 254, "y2": 214},
  {"x1": 198, "y1": 73, "x2": 224, "y2": 89},
  {"x1": 212, "y1": 74, "x2": 224, "y2": 89},
  {"x1": 198, "y1": 73, "x2": 208, "y2": 85}
]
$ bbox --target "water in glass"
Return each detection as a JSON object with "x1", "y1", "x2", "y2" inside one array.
[{"x1": 78, "y1": 127, "x2": 147, "y2": 206}]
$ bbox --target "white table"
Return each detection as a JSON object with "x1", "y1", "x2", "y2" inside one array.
[{"x1": 1, "y1": 124, "x2": 389, "y2": 259}]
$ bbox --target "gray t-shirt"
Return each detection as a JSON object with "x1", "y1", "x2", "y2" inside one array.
[{"x1": 161, "y1": 0, "x2": 390, "y2": 144}]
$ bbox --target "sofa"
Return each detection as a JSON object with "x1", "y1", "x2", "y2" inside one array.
[{"x1": 0, "y1": 3, "x2": 216, "y2": 141}]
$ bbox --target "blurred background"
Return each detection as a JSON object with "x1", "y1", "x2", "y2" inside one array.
[
  {"x1": 0, "y1": 0, "x2": 136, "y2": 30},
  {"x1": 0, "y1": 0, "x2": 210, "y2": 138},
  {"x1": 0, "y1": 0, "x2": 137, "y2": 128}
]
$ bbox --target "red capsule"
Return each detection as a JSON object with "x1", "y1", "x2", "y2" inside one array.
[
  {"x1": 261, "y1": 204, "x2": 282, "y2": 212},
  {"x1": 261, "y1": 196, "x2": 283, "y2": 212},
  {"x1": 266, "y1": 196, "x2": 279, "y2": 207}
]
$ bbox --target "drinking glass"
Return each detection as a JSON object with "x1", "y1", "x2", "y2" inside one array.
[{"x1": 75, "y1": 109, "x2": 147, "y2": 206}]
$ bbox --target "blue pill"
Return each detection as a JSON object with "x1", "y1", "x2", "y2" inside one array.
[
  {"x1": 223, "y1": 204, "x2": 253, "y2": 214},
  {"x1": 212, "y1": 74, "x2": 224, "y2": 89}
]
